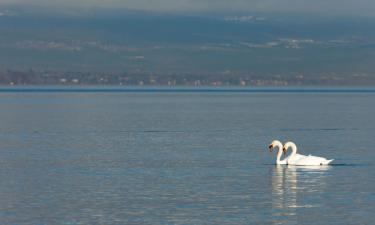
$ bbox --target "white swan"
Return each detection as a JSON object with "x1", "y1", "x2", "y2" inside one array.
[
  {"x1": 268, "y1": 140, "x2": 287, "y2": 165},
  {"x1": 283, "y1": 141, "x2": 334, "y2": 166}
]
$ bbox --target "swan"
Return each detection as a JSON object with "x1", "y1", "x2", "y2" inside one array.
[
  {"x1": 268, "y1": 140, "x2": 288, "y2": 165},
  {"x1": 283, "y1": 141, "x2": 334, "y2": 166}
]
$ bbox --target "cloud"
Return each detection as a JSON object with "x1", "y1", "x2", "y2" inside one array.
[{"x1": 0, "y1": 0, "x2": 374, "y2": 16}]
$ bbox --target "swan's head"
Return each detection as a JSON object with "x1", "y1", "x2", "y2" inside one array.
[
  {"x1": 283, "y1": 141, "x2": 296, "y2": 153},
  {"x1": 268, "y1": 140, "x2": 282, "y2": 152}
]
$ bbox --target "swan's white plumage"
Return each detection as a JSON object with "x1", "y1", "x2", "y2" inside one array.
[
  {"x1": 292, "y1": 156, "x2": 334, "y2": 166},
  {"x1": 283, "y1": 141, "x2": 334, "y2": 166},
  {"x1": 286, "y1": 153, "x2": 306, "y2": 164},
  {"x1": 268, "y1": 140, "x2": 287, "y2": 165}
]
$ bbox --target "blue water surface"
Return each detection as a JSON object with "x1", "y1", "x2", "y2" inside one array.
[{"x1": 0, "y1": 88, "x2": 374, "y2": 224}]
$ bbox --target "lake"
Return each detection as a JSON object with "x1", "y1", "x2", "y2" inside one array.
[{"x1": 0, "y1": 88, "x2": 374, "y2": 224}]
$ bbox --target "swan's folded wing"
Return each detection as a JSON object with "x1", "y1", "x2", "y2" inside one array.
[
  {"x1": 286, "y1": 153, "x2": 309, "y2": 164},
  {"x1": 294, "y1": 153, "x2": 308, "y2": 161},
  {"x1": 294, "y1": 155, "x2": 331, "y2": 166}
]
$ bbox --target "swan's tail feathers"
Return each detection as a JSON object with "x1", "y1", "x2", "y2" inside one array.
[{"x1": 325, "y1": 159, "x2": 334, "y2": 165}]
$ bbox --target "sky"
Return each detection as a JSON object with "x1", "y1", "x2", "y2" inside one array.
[{"x1": 1, "y1": 0, "x2": 375, "y2": 16}]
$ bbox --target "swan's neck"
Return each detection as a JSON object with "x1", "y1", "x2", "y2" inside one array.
[
  {"x1": 276, "y1": 148, "x2": 284, "y2": 164},
  {"x1": 290, "y1": 144, "x2": 297, "y2": 158},
  {"x1": 275, "y1": 142, "x2": 284, "y2": 164}
]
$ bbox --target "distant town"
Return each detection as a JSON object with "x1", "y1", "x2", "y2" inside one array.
[{"x1": 1, "y1": 69, "x2": 374, "y2": 86}]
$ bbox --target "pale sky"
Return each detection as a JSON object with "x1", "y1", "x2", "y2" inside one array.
[{"x1": 1, "y1": 0, "x2": 375, "y2": 16}]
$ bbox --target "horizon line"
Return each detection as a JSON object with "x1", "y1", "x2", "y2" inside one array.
[{"x1": 1, "y1": 86, "x2": 375, "y2": 93}]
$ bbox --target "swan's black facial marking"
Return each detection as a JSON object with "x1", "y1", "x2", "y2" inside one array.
[{"x1": 268, "y1": 145, "x2": 273, "y2": 152}]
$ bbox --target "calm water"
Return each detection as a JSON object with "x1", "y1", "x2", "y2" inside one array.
[{"x1": 0, "y1": 88, "x2": 374, "y2": 225}]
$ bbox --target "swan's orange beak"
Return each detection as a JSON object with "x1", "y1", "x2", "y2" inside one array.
[
  {"x1": 268, "y1": 144, "x2": 273, "y2": 152},
  {"x1": 282, "y1": 147, "x2": 287, "y2": 155}
]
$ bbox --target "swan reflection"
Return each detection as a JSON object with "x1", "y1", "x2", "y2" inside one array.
[{"x1": 271, "y1": 165, "x2": 331, "y2": 225}]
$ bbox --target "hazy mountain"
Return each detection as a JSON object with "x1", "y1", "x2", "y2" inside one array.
[{"x1": 1, "y1": 5, "x2": 375, "y2": 79}]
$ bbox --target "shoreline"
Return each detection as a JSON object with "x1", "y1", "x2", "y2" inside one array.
[{"x1": 1, "y1": 86, "x2": 375, "y2": 93}]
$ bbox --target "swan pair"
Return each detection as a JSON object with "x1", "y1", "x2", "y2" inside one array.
[{"x1": 268, "y1": 140, "x2": 334, "y2": 166}]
